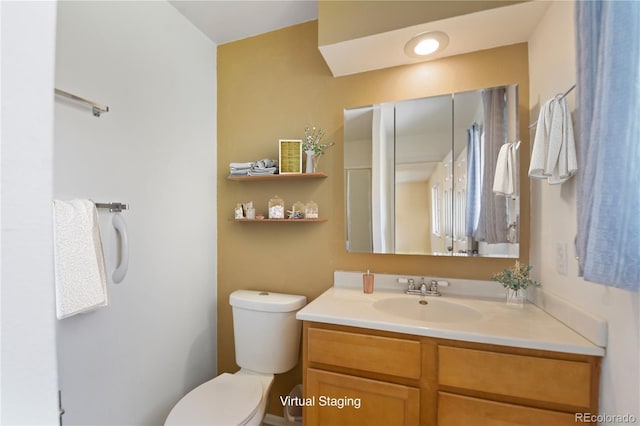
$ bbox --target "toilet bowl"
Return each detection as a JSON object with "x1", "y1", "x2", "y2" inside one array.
[
  {"x1": 164, "y1": 290, "x2": 306, "y2": 425},
  {"x1": 164, "y1": 370, "x2": 273, "y2": 426}
]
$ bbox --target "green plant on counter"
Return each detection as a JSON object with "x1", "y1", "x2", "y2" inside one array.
[{"x1": 492, "y1": 260, "x2": 540, "y2": 292}]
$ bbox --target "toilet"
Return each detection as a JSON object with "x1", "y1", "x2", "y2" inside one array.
[{"x1": 165, "y1": 289, "x2": 307, "y2": 426}]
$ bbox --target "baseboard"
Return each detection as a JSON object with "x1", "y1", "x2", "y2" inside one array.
[{"x1": 262, "y1": 413, "x2": 286, "y2": 426}]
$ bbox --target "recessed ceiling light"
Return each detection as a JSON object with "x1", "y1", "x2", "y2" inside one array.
[{"x1": 404, "y1": 31, "x2": 449, "y2": 58}]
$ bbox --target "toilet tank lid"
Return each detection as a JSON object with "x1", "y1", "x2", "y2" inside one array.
[{"x1": 230, "y1": 290, "x2": 307, "y2": 313}]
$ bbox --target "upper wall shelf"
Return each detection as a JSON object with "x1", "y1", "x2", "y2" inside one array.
[{"x1": 227, "y1": 172, "x2": 327, "y2": 181}]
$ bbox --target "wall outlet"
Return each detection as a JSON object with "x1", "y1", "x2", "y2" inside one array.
[{"x1": 556, "y1": 242, "x2": 568, "y2": 276}]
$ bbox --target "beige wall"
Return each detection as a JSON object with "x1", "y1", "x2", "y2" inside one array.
[{"x1": 218, "y1": 21, "x2": 529, "y2": 415}]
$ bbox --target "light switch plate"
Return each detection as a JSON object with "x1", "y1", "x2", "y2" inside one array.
[{"x1": 556, "y1": 242, "x2": 568, "y2": 276}]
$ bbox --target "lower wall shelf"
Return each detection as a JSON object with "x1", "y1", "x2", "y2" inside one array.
[{"x1": 233, "y1": 218, "x2": 327, "y2": 223}]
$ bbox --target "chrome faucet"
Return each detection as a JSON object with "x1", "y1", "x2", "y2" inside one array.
[
  {"x1": 420, "y1": 279, "x2": 428, "y2": 295},
  {"x1": 404, "y1": 277, "x2": 442, "y2": 297}
]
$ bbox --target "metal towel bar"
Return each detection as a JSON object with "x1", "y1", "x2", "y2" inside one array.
[
  {"x1": 528, "y1": 84, "x2": 576, "y2": 129},
  {"x1": 95, "y1": 202, "x2": 128, "y2": 212},
  {"x1": 55, "y1": 88, "x2": 110, "y2": 117}
]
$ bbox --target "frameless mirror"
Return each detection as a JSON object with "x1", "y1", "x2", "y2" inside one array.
[{"x1": 344, "y1": 84, "x2": 519, "y2": 258}]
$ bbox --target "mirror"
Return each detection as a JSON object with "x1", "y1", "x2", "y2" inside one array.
[{"x1": 344, "y1": 84, "x2": 519, "y2": 258}]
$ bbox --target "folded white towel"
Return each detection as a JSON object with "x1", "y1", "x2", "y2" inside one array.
[
  {"x1": 253, "y1": 159, "x2": 277, "y2": 169},
  {"x1": 493, "y1": 142, "x2": 518, "y2": 197},
  {"x1": 529, "y1": 96, "x2": 577, "y2": 184},
  {"x1": 229, "y1": 169, "x2": 250, "y2": 176},
  {"x1": 247, "y1": 167, "x2": 277, "y2": 176},
  {"x1": 229, "y1": 162, "x2": 254, "y2": 169},
  {"x1": 53, "y1": 199, "x2": 108, "y2": 319}
]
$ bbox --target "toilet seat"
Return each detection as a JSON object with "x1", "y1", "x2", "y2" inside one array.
[{"x1": 165, "y1": 373, "x2": 263, "y2": 425}]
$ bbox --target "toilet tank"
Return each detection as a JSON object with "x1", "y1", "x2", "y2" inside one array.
[{"x1": 229, "y1": 290, "x2": 307, "y2": 374}]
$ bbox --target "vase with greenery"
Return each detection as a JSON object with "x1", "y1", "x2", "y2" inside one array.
[
  {"x1": 492, "y1": 261, "x2": 540, "y2": 308},
  {"x1": 302, "y1": 126, "x2": 334, "y2": 173}
]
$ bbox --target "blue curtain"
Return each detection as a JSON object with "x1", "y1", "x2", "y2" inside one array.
[
  {"x1": 575, "y1": 0, "x2": 640, "y2": 290},
  {"x1": 465, "y1": 123, "x2": 482, "y2": 237}
]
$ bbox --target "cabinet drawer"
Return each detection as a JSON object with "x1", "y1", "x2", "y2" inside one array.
[
  {"x1": 437, "y1": 392, "x2": 577, "y2": 426},
  {"x1": 307, "y1": 327, "x2": 421, "y2": 379},
  {"x1": 438, "y1": 346, "x2": 592, "y2": 408},
  {"x1": 306, "y1": 368, "x2": 420, "y2": 426}
]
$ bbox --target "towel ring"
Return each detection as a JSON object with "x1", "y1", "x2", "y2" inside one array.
[{"x1": 112, "y1": 213, "x2": 129, "y2": 283}]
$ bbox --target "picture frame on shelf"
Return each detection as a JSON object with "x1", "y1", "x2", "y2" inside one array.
[{"x1": 278, "y1": 139, "x2": 303, "y2": 174}]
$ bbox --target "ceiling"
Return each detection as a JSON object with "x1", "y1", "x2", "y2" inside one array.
[
  {"x1": 319, "y1": 1, "x2": 550, "y2": 76},
  {"x1": 169, "y1": 0, "x2": 318, "y2": 45},
  {"x1": 170, "y1": 1, "x2": 550, "y2": 78}
]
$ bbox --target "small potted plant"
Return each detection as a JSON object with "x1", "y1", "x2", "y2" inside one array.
[
  {"x1": 492, "y1": 260, "x2": 540, "y2": 308},
  {"x1": 302, "y1": 126, "x2": 334, "y2": 173}
]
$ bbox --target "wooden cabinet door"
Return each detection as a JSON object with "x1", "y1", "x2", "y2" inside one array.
[
  {"x1": 437, "y1": 392, "x2": 578, "y2": 426},
  {"x1": 305, "y1": 368, "x2": 420, "y2": 426}
]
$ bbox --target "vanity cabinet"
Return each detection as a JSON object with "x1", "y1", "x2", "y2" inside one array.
[{"x1": 302, "y1": 321, "x2": 600, "y2": 426}]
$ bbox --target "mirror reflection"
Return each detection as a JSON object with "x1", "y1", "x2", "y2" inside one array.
[{"x1": 344, "y1": 85, "x2": 519, "y2": 258}]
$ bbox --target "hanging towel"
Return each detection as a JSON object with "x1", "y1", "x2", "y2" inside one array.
[
  {"x1": 529, "y1": 96, "x2": 577, "y2": 184},
  {"x1": 493, "y1": 141, "x2": 518, "y2": 197},
  {"x1": 53, "y1": 199, "x2": 108, "y2": 319}
]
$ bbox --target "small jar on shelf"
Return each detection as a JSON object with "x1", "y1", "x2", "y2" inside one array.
[
  {"x1": 304, "y1": 201, "x2": 319, "y2": 219},
  {"x1": 290, "y1": 201, "x2": 305, "y2": 219},
  {"x1": 268, "y1": 195, "x2": 285, "y2": 219}
]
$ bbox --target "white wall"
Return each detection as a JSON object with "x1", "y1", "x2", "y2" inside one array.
[
  {"x1": 528, "y1": 1, "x2": 640, "y2": 421},
  {"x1": 54, "y1": 2, "x2": 217, "y2": 424},
  {"x1": 1, "y1": 2, "x2": 60, "y2": 424}
]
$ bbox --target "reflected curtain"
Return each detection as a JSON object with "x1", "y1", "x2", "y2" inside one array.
[
  {"x1": 465, "y1": 123, "x2": 482, "y2": 237},
  {"x1": 371, "y1": 104, "x2": 395, "y2": 253},
  {"x1": 474, "y1": 87, "x2": 509, "y2": 244},
  {"x1": 575, "y1": 1, "x2": 640, "y2": 290}
]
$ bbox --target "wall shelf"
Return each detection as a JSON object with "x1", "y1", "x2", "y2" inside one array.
[
  {"x1": 227, "y1": 172, "x2": 327, "y2": 181},
  {"x1": 229, "y1": 172, "x2": 328, "y2": 223},
  {"x1": 233, "y1": 218, "x2": 327, "y2": 223}
]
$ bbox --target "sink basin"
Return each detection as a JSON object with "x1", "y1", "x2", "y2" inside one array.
[{"x1": 373, "y1": 297, "x2": 483, "y2": 323}]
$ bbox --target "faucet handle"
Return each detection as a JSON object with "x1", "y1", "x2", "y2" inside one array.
[{"x1": 397, "y1": 277, "x2": 415, "y2": 291}]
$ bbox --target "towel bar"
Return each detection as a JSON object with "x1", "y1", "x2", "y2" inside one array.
[
  {"x1": 95, "y1": 202, "x2": 128, "y2": 212},
  {"x1": 528, "y1": 84, "x2": 576, "y2": 129},
  {"x1": 112, "y1": 214, "x2": 129, "y2": 284},
  {"x1": 55, "y1": 88, "x2": 109, "y2": 117}
]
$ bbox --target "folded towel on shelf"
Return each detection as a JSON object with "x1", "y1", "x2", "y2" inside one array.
[
  {"x1": 493, "y1": 141, "x2": 518, "y2": 197},
  {"x1": 53, "y1": 199, "x2": 108, "y2": 319},
  {"x1": 253, "y1": 158, "x2": 277, "y2": 169},
  {"x1": 529, "y1": 96, "x2": 577, "y2": 184},
  {"x1": 229, "y1": 162, "x2": 254, "y2": 169},
  {"x1": 229, "y1": 168, "x2": 251, "y2": 176},
  {"x1": 229, "y1": 158, "x2": 280, "y2": 176},
  {"x1": 247, "y1": 167, "x2": 277, "y2": 176}
]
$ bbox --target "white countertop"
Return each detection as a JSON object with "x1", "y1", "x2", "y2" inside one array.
[{"x1": 296, "y1": 287, "x2": 605, "y2": 357}]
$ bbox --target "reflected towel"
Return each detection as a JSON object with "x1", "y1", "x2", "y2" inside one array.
[
  {"x1": 53, "y1": 199, "x2": 108, "y2": 319},
  {"x1": 493, "y1": 142, "x2": 518, "y2": 197}
]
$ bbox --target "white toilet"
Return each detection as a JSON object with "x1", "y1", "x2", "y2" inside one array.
[{"x1": 165, "y1": 289, "x2": 307, "y2": 426}]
